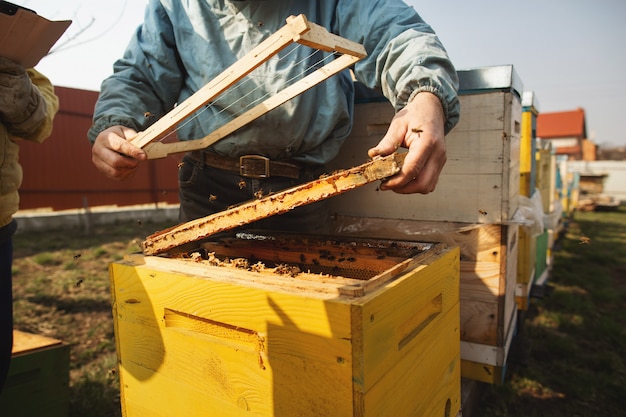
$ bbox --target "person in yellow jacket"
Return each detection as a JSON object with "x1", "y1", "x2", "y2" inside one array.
[{"x1": 0, "y1": 57, "x2": 59, "y2": 392}]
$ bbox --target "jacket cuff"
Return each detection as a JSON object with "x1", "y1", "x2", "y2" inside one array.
[
  {"x1": 407, "y1": 85, "x2": 460, "y2": 135},
  {"x1": 88, "y1": 117, "x2": 141, "y2": 143}
]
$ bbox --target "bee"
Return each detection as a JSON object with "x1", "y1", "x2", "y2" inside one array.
[
  {"x1": 137, "y1": 219, "x2": 143, "y2": 226},
  {"x1": 208, "y1": 194, "x2": 217, "y2": 202},
  {"x1": 579, "y1": 236, "x2": 591, "y2": 245},
  {"x1": 479, "y1": 210, "x2": 488, "y2": 216},
  {"x1": 254, "y1": 190, "x2": 264, "y2": 199},
  {"x1": 73, "y1": 254, "x2": 82, "y2": 260},
  {"x1": 238, "y1": 179, "x2": 246, "y2": 189},
  {"x1": 144, "y1": 111, "x2": 155, "y2": 119},
  {"x1": 75, "y1": 278, "x2": 84, "y2": 287},
  {"x1": 177, "y1": 162, "x2": 185, "y2": 169}
]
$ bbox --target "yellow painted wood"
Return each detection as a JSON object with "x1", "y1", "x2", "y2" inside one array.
[
  {"x1": 328, "y1": 216, "x2": 519, "y2": 365},
  {"x1": 110, "y1": 241, "x2": 460, "y2": 417},
  {"x1": 519, "y1": 111, "x2": 534, "y2": 197},
  {"x1": 461, "y1": 361, "x2": 505, "y2": 385}
]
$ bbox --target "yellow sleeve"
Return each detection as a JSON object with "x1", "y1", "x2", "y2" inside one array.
[{"x1": 22, "y1": 68, "x2": 60, "y2": 143}]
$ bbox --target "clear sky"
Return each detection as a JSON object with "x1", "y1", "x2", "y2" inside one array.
[{"x1": 20, "y1": 0, "x2": 626, "y2": 147}]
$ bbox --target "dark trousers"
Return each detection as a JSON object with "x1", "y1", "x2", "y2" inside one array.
[
  {"x1": 0, "y1": 219, "x2": 17, "y2": 393},
  {"x1": 178, "y1": 153, "x2": 331, "y2": 235}
]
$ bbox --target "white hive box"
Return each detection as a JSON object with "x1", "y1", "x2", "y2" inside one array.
[{"x1": 329, "y1": 65, "x2": 523, "y2": 224}]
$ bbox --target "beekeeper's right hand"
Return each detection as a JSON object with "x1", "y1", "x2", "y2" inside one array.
[{"x1": 92, "y1": 125, "x2": 147, "y2": 181}]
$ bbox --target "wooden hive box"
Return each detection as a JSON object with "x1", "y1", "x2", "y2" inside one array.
[
  {"x1": 330, "y1": 216, "x2": 518, "y2": 384},
  {"x1": 520, "y1": 91, "x2": 539, "y2": 198},
  {"x1": 109, "y1": 235, "x2": 461, "y2": 417},
  {"x1": 0, "y1": 331, "x2": 70, "y2": 417},
  {"x1": 516, "y1": 224, "x2": 537, "y2": 311},
  {"x1": 536, "y1": 142, "x2": 557, "y2": 214},
  {"x1": 328, "y1": 65, "x2": 523, "y2": 224}
]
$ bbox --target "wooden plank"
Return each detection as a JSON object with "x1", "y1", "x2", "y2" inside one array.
[
  {"x1": 128, "y1": 14, "x2": 366, "y2": 159},
  {"x1": 328, "y1": 90, "x2": 522, "y2": 224},
  {"x1": 142, "y1": 153, "x2": 406, "y2": 255},
  {"x1": 11, "y1": 330, "x2": 62, "y2": 356}
]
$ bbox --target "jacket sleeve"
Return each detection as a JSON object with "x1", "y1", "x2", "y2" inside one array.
[
  {"x1": 18, "y1": 69, "x2": 59, "y2": 143},
  {"x1": 335, "y1": 0, "x2": 460, "y2": 134},
  {"x1": 88, "y1": 0, "x2": 184, "y2": 142}
]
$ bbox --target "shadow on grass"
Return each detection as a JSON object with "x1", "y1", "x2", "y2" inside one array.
[
  {"x1": 26, "y1": 294, "x2": 113, "y2": 314},
  {"x1": 70, "y1": 377, "x2": 121, "y2": 417}
]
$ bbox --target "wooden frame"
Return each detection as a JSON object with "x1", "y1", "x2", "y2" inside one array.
[
  {"x1": 142, "y1": 153, "x2": 406, "y2": 255},
  {"x1": 129, "y1": 14, "x2": 367, "y2": 159}
]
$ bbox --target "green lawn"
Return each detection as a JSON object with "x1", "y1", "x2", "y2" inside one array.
[{"x1": 476, "y1": 205, "x2": 626, "y2": 417}]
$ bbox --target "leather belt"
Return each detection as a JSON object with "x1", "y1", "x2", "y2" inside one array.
[{"x1": 190, "y1": 151, "x2": 301, "y2": 179}]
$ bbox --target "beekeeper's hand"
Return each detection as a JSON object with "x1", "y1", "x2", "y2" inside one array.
[
  {"x1": 92, "y1": 125, "x2": 147, "y2": 181},
  {"x1": 0, "y1": 57, "x2": 47, "y2": 131},
  {"x1": 368, "y1": 92, "x2": 446, "y2": 194}
]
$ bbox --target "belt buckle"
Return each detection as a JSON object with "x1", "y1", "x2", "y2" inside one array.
[{"x1": 240, "y1": 155, "x2": 270, "y2": 178}]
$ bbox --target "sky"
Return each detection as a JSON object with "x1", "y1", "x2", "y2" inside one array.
[{"x1": 17, "y1": 0, "x2": 626, "y2": 147}]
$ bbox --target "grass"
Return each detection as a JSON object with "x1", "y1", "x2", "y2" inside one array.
[
  {"x1": 11, "y1": 219, "x2": 174, "y2": 417},
  {"x1": 10, "y1": 206, "x2": 626, "y2": 416},
  {"x1": 475, "y1": 205, "x2": 626, "y2": 417}
]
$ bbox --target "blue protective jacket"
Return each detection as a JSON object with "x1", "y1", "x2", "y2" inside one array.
[{"x1": 88, "y1": 0, "x2": 460, "y2": 165}]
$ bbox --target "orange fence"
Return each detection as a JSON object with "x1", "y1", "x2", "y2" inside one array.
[{"x1": 17, "y1": 86, "x2": 181, "y2": 212}]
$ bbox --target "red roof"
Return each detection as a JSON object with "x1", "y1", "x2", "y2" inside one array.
[{"x1": 537, "y1": 108, "x2": 587, "y2": 139}]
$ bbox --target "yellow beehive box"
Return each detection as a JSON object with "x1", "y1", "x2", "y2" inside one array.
[
  {"x1": 110, "y1": 235, "x2": 460, "y2": 417},
  {"x1": 520, "y1": 91, "x2": 540, "y2": 198},
  {"x1": 330, "y1": 216, "x2": 518, "y2": 384},
  {"x1": 329, "y1": 65, "x2": 522, "y2": 224}
]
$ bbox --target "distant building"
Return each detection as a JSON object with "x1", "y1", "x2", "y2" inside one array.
[
  {"x1": 536, "y1": 107, "x2": 596, "y2": 161},
  {"x1": 597, "y1": 146, "x2": 626, "y2": 161}
]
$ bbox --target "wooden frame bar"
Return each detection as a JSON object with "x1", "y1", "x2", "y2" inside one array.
[
  {"x1": 142, "y1": 153, "x2": 405, "y2": 255},
  {"x1": 129, "y1": 14, "x2": 367, "y2": 159}
]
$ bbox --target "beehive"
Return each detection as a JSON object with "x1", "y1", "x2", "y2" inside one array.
[
  {"x1": 327, "y1": 65, "x2": 525, "y2": 384},
  {"x1": 330, "y1": 216, "x2": 518, "y2": 384},
  {"x1": 110, "y1": 234, "x2": 460, "y2": 417},
  {"x1": 520, "y1": 91, "x2": 540, "y2": 198},
  {"x1": 0, "y1": 331, "x2": 70, "y2": 417},
  {"x1": 329, "y1": 65, "x2": 523, "y2": 224}
]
